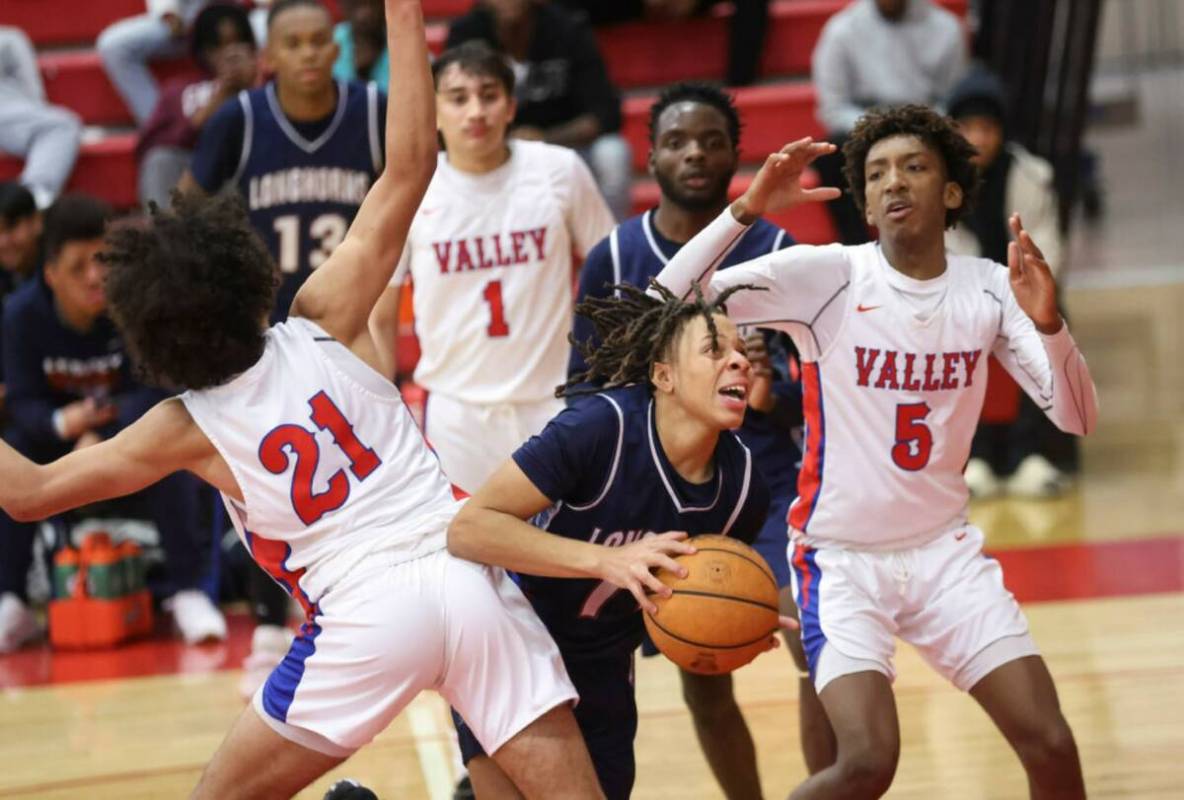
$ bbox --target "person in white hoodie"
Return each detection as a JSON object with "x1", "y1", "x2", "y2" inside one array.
[{"x1": 944, "y1": 66, "x2": 1077, "y2": 499}]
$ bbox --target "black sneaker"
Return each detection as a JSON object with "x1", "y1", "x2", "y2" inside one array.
[
  {"x1": 452, "y1": 775, "x2": 475, "y2": 800},
  {"x1": 323, "y1": 779, "x2": 379, "y2": 800}
]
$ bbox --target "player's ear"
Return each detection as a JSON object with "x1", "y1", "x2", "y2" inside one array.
[
  {"x1": 651, "y1": 360, "x2": 674, "y2": 395},
  {"x1": 647, "y1": 147, "x2": 656, "y2": 179},
  {"x1": 944, "y1": 180, "x2": 964, "y2": 212}
]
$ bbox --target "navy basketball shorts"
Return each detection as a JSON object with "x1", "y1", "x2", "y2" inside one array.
[{"x1": 454, "y1": 651, "x2": 639, "y2": 800}]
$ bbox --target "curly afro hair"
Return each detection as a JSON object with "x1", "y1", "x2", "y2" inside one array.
[
  {"x1": 100, "y1": 191, "x2": 278, "y2": 391},
  {"x1": 842, "y1": 104, "x2": 979, "y2": 229}
]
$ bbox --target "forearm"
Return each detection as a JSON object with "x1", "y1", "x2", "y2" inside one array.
[
  {"x1": 448, "y1": 506, "x2": 603, "y2": 579},
  {"x1": 1000, "y1": 322, "x2": 1098, "y2": 436},
  {"x1": 0, "y1": 438, "x2": 45, "y2": 521},
  {"x1": 651, "y1": 207, "x2": 751, "y2": 302},
  {"x1": 382, "y1": 0, "x2": 435, "y2": 176}
]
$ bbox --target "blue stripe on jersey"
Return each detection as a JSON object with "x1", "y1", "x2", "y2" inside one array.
[
  {"x1": 791, "y1": 545, "x2": 826, "y2": 680},
  {"x1": 261, "y1": 614, "x2": 323, "y2": 723}
]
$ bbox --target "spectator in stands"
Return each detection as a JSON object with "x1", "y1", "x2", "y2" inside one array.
[
  {"x1": 137, "y1": 3, "x2": 259, "y2": 209},
  {"x1": 945, "y1": 66, "x2": 1076, "y2": 498},
  {"x1": 98, "y1": 1, "x2": 215, "y2": 127},
  {"x1": 0, "y1": 27, "x2": 82, "y2": 210},
  {"x1": 0, "y1": 184, "x2": 43, "y2": 423},
  {"x1": 0, "y1": 194, "x2": 226, "y2": 653},
  {"x1": 333, "y1": 0, "x2": 389, "y2": 90},
  {"x1": 810, "y1": 0, "x2": 967, "y2": 243},
  {"x1": 556, "y1": 0, "x2": 772, "y2": 87},
  {"x1": 447, "y1": 0, "x2": 633, "y2": 220}
]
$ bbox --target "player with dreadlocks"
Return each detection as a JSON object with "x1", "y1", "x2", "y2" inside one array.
[{"x1": 447, "y1": 280, "x2": 793, "y2": 800}]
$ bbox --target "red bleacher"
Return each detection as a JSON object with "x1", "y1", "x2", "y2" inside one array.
[{"x1": 0, "y1": 0, "x2": 967, "y2": 246}]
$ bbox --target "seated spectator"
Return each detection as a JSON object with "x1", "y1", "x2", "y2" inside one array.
[
  {"x1": 98, "y1": 1, "x2": 215, "y2": 127},
  {"x1": 0, "y1": 184, "x2": 43, "y2": 423},
  {"x1": 556, "y1": 0, "x2": 772, "y2": 87},
  {"x1": 945, "y1": 67, "x2": 1075, "y2": 498},
  {"x1": 137, "y1": 3, "x2": 259, "y2": 209},
  {"x1": 810, "y1": 0, "x2": 967, "y2": 243},
  {"x1": 447, "y1": 0, "x2": 633, "y2": 220},
  {"x1": 333, "y1": 0, "x2": 390, "y2": 90},
  {"x1": 0, "y1": 27, "x2": 82, "y2": 209},
  {"x1": 0, "y1": 195, "x2": 226, "y2": 652}
]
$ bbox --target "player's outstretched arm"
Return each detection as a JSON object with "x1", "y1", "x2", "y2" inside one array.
[
  {"x1": 448, "y1": 460, "x2": 696, "y2": 613},
  {"x1": 648, "y1": 139, "x2": 843, "y2": 326},
  {"x1": 290, "y1": 0, "x2": 435, "y2": 362},
  {"x1": 996, "y1": 213, "x2": 1098, "y2": 435},
  {"x1": 0, "y1": 399, "x2": 219, "y2": 523}
]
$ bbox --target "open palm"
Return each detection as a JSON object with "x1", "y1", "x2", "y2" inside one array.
[
  {"x1": 1008, "y1": 213, "x2": 1061, "y2": 334},
  {"x1": 738, "y1": 138, "x2": 841, "y2": 219}
]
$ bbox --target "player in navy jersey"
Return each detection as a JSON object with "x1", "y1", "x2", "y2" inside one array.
[
  {"x1": 570, "y1": 82, "x2": 835, "y2": 790},
  {"x1": 185, "y1": 0, "x2": 386, "y2": 324},
  {"x1": 449, "y1": 282, "x2": 796, "y2": 800}
]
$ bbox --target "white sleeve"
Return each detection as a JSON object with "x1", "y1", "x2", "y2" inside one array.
[
  {"x1": 651, "y1": 209, "x2": 852, "y2": 356},
  {"x1": 565, "y1": 152, "x2": 615, "y2": 258},
  {"x1": 147, "y1": 0, "x2": 182, "y2": 18},
  {"x1": 993, "y1": 288, "x2": 1098, "y2": 436}
]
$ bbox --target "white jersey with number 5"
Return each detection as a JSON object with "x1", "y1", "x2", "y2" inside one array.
[
  {"x1": 653, "y1": 211, "x2": 1098, "y2": 551},
  {"x1": 392, "y1": 141, "x2": 615, "y2": 405},
  {"x1": 180, "y1": 318, "x2": 463, "y2": 613}
]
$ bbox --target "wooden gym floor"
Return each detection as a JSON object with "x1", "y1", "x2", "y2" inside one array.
[{"x1": 1, "y1": 273, "x2": 1182, "y2": 799}]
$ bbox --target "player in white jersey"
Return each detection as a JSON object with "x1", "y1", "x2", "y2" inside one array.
[
  {"x1": 369, "y1": 40, "x2": 614, "y2": 494},
  {"x1": 0, "y1": 4, "x2": 603, "y2": 799},
  {"x1": 653, "y1": 106, "x2": 1096, "y2": 798}
]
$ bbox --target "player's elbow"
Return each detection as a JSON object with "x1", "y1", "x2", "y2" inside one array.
[{"x1": 446, "y1": 504, "x2": 483, "y2": 560}]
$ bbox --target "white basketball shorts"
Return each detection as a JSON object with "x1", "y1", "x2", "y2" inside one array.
[
  {"x1": 790, "y1": 524, "x2": 1039, "y2": 694},
  {"x1": 423, "y1": 392, "x2": 562, "y2": 495},
  {"x1": 253, "y1": 548, "x2": 577, "y2": 757}
]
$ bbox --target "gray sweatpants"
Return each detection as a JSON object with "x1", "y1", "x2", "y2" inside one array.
[{"x1": 0, "y1": 27, "x2": 81, "y2": 208}]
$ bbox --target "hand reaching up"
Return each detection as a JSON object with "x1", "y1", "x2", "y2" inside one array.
[
  {"x1": 732, "y1": 138, "x2": 841, "y2": 224},
  {"x1": 1007, "y1": 213, "x2": 1062, "y2": 334}
]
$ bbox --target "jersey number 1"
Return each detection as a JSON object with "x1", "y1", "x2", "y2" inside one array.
[
  {"x1": 259, "y1": 391, "x2": 382, "y2": 525},
  {"x1": 892, "y1": 402, "x2": 933, "y2": 471},
  {"x1": 483, "y1": 280, "x2": 510, "y2": 337}
]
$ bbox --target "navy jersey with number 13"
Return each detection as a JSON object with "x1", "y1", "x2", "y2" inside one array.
[
  {"x1": 512, "y1": 384, "x2": 770, "y2": 659},
  {"x1": 190, "y1": 80, "x2": 386, "y2": 322}
]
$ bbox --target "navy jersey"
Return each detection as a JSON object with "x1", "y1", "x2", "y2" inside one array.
[
  {"x1": 191, "y1": 80, "x2": 386, "y2": 323},
  {"x1": 512, "y1": 384, "x2": 769, "y2": 659}
]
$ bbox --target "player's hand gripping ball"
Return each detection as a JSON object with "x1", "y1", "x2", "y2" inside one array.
[{"x1": 643, "y1": 534, "x2": 780, "y2": 674}]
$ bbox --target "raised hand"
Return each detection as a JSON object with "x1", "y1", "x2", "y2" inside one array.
[
  {"x1": 1007, "y1": 213, "x2": 1062, "y2": 334},
  {"x1": 732, "y1": 138, "x2": 841, "y2": 224},
  {"x1": 595, "y1": 531, "x2": 697, "y2": 615}
]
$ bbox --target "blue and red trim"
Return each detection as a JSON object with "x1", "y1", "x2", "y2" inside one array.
[
  {"x1": 261, "y1": 612, "x2": 323, "y2": 723},
  {"x1": 788, "y1": 362, "x2": 826, "y2": 532},
  {"x1": 245, "y1": 530, "x2": 315, "y2": 621},
  {"x1": 791, "y1": 543, "x2": 826, "y2": 679}
]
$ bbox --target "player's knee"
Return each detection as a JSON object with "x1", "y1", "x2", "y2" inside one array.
[
  {"x1": 1014, "y1": 715, "x2": 1079, "y2": 773},
  {"x1": 835, "y1": 744, "x2": 897, "y2": 797}
]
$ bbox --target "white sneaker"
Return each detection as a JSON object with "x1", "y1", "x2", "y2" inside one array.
[
  {"x1": 0, "y1": 593, "x2": 41, "y2": 653},
  {"x1": 1006, "y1": 454, "x2": 1071, "y2": 499},
  {"x1": 964, "y1": 457, "x2": 1001, "y2": 499},
  {"x1": 237, "y1": 624, "x2": 294, "y2": 700},
  {"x1": 168, "y1": 590, "x2": 228, "y2": 645}
]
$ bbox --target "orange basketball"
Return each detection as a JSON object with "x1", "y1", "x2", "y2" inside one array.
[{"x1": 643, "y1": 534, "x2": 780, "y2": 675}]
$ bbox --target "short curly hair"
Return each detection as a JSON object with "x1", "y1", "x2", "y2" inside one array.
[
  {"x1": 842, "y1": 104, "x2": 979, "y2": 229},
  {"x1": 649, "y1": 81, "x2": 742, "y2": 148},
  {"x1": 100, "y1": 192, "x2": 278, "y2": 391}
]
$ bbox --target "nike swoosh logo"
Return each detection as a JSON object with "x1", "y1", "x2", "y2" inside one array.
[
  {"x1": 955, "y1": 531, "x2": 967, "y2": 541},
  {"x1": 856, "y1": 304, "x2": 881, "y2": 312}
]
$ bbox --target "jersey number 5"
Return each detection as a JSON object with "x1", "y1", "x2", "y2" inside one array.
[
  {"x1": 259, "y1": 391, "x2": 382, "y2": 525},
  {"x1": 892, "y1": 402, "x2": 933, "y2": 471}
]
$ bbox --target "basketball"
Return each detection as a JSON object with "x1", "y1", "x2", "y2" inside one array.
[{"x1": 643, "y1": 534, "x2": 780, "y2": 675}]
